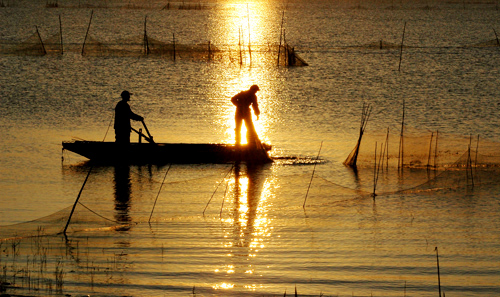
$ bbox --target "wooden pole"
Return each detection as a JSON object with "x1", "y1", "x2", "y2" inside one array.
[
  {"x1": 427, "y1": 132, "x2": 434, "y2": 169},
  {"x1": 149, "y1": 164, "x2": 172, "y2": 222},
  {"x1": 398, "y1": 99, "x2": 405, "y2": 171},
  {"x1": 59, "y1": 14, "x2": 63, "y2": 55},
  {"x1": 277, "y1": 10, "x2": 285, "y2": 66},
  {"x1": 203, "y1": 165, "x2": 234, "y2": 215},
  {"x1": 208, "y1": 40, "x2": 211, "y2": 61},
  {"x1": 385, "y1": 127, "x2": 390, "y2": 170},
  {"x1": 63, "y1": 165, "x2": 93, "y2": 236},
  {"x1": 434, "y1": 130, "x2": 439, "y2": 168},
  {"x1": 35, "y1": 26, "x2": 47, "y2": 55},
  {"x1": 475, "y1": 134, "x2": 479, "y2": 168},
  {"x1": 81, "y1": 10, "x2": 94, "y2": 56},
  {"x1": 303, "y1": 141, "x2": 323, "y2": 209},
  {"x1": 173, "y1": 33, "x2": 176, "y2": 61},
  {"x1": 494, "y1": 28, "x2": 500, "y2": 48},
  {"x1": 373, "y1": 142, "x2": 378, "y2": 198},
  {"x1": 144, "y1": 16, "x2": 150, "y2": 55},
  {"x1": 435, "y1": 247, "x2": 442, "y2": 297},
  {"x1": 468, "y1": 135, "x2": 474, "y2": 187},
  {"x1": 398, "y1": 21, "x2": 406, "y2": 72}
]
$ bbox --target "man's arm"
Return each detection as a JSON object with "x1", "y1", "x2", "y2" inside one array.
[{"x1": 252, "y1": 95, "x2": 260, "y2": 119}]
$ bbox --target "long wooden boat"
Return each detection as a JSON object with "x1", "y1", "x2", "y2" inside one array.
[{"x1": 62, "y1": 140, "x2": 273, "y2": 164}]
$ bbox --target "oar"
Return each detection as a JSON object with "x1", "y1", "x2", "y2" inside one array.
[
  {"x1": 141, "y1": 120, "x2": 155, "y2": 143},
  {"x1": 131, "y1": 127, "x2": 154, "y2": 144}
]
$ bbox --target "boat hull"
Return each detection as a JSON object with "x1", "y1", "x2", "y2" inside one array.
[{"x1": 62, "y1": 141, "x2": 272, "y2": 164}]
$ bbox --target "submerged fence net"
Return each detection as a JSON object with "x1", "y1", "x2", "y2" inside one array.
[{"x1": 0, "y1": 26, "x2": 308, "y2": 66}]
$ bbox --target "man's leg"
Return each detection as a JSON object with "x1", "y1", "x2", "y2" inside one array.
[
  {"x1": 235, "y1": 116, "x2": 243, "y2": 145},
  {"x1": 244, "y1": 117, "x2": 258, "y2": 148}
]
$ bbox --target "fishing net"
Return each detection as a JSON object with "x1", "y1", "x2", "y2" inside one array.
[
  {"x1": 0, "y1": 29, "x2": 62, "y2": 56},
  {"x1": 81, "y1": 34, "x2": 308, "y2": 66}
]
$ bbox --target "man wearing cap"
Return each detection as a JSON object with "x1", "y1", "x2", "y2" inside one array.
[
  {"x1": 114, "y1": 90, "x2": 144, "y2": 144},
  {"x1": 231, "y1": 85, "x2": 261, "y2": 147}
]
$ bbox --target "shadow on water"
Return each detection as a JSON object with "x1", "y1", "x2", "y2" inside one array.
[
  {"x1": 227, "y1": 162, "x2": 272, "y2": 256},
  {"x1": 113, "y1": 165, "x2": 132, "y2": 225}
]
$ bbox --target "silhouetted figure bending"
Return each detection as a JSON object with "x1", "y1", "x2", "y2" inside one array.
[
  {"x1": 114, "y1": 90, "x2": 143, "y2": 144},
  {"x1": 231, "y1": 85, "x2": 261, "y2": 147}
]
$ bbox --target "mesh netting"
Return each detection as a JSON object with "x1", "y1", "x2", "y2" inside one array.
[{"x1": 0, "y1": 30, "x2": 63, "y2": 56}]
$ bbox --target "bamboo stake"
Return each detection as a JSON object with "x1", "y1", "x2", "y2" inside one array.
[
  {"x1": 373, "y1": 142, "x2": 385, "y2": 198},
  {"x1": 303, "y1": 141, "x2": 323, "y2": 209},
  {"x1": 427, "y1": 132, "x2": 434, "y2": 169},
  {"x1": 344, "y1": 103, "x2": 372, "y2": 167},
  {"x1": 277, "y1": 10, "x2": 285, "y2": 66},
  {"x1": 63, "y1": 165, "x2": 93, "y2": 237},
  {"x1": 35, "y1": 26, "x2": 47, "y2": 55},
  {"x1": 63, "y1": 112, "x2": 115, "y2": 236},
  {"x1": 81, "y1": 10, "x2": 94, "y2": 56},
  {"x1": 385, "y1": 128, "x2": 390, "y2": 170},
  {"x1": 494, "y1": 28, "x2": 500, "y2": 47},
  {"x1": 59, "y1": 14, "x2": 63, "y2": 55},
  {"x1": 434, "y1": 130, "x2": 439, "y2": 168},
  {"x1": 398, "y1": 100, "x2": 405, "y2": 171},
  {"x1": 173, "y1": 33, "x2": 176, "y2": 61},
  {"x1": 208, "y1": 40, "x2": 211, "y2": 61},
  {"x1": 474, "y1": 134, "x2": 479, "y2": 168},
  {"x1": 467, "y1": 135, "x2": 474, "y2": 187},
  {"x1": 373, "y1": 142, "x2": 378, "y2": 197},
  {"x1": 144, "y1": 16, "x2": 150, "y2": 55},
  {"x1": 203, "y1": 165, "x2": 234, "y2": 215},
  {"x1": 149, "y1": 164, "x2": 172, "y2": 222},
  {"x1": 398, "y1": 21, "x2": 406, "y2": 72},
  {"x1": 435, "y1": 247, "x2": 442, "y2": 297}
]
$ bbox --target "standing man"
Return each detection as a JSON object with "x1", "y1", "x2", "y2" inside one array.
[
  {"x1": 114, "y1": 90, "x2": 144, "y2": 144},
  {"x1": 231, "y1": 85, "x2": 261, "y2": 147}
]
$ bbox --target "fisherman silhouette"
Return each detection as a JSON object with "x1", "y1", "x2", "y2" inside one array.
[
  {"x1": 114, "y1": 90, "x2": 144, "y2": 144},
  {"x1": 231, "y1": 85, "x2": 261, "y2": 147}
]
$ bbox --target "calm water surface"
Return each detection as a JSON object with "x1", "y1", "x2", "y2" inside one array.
[{"x1": 1, "y1": 0, "x2": 500, "y2": 296}]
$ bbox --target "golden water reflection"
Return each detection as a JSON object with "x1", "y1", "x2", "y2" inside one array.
[
  {"x1": 214, "y1": 163, "x2": 274, "y2": 291},
  {"x1": 205, "y1": 2, "x2": 281, "y2": 145}
]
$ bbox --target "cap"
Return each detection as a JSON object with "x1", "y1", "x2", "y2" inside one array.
[
  {"x1": 121, "y1": 90, "x2": 133, "y2": 98},
  {"x1": 250, "y1": 85, "x2": 260, "y2": 92}
]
